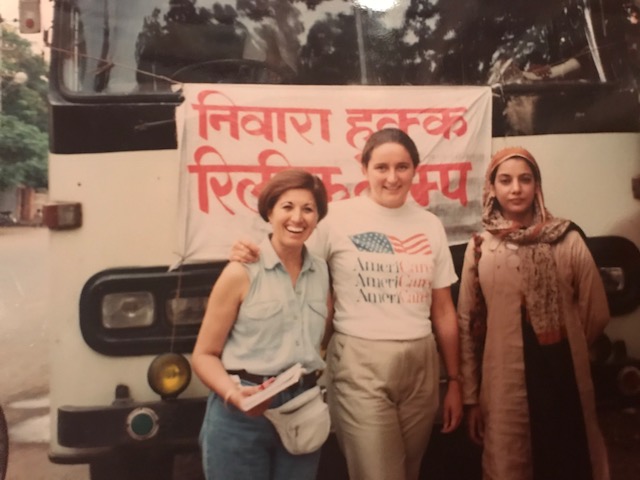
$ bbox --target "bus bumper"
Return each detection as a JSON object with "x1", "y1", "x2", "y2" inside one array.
[{"x1": 55, "y1": 396, "x2": 206, "y2": 452}]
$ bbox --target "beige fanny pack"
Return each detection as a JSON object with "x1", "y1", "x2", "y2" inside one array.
[{"x1": 263, "y1": 386, "x2": 331, "y2": 455}]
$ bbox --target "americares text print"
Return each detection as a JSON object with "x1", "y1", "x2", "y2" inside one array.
[{"x1": 351, "y1": 232, "x2": 434, "y2": 304}]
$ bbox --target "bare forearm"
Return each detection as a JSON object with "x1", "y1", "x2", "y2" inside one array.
[
  {"x1": 431, "y1": 287, "x2": 462, "y2": 378},
  {"x1": 192, "y1": 352, "x2": 236, "y2": 398},
  {"x1": 432, "y1": 291, "x2": 464, "y2": 433},
  {"x1": 434, "y1": 313, "x2": 461, "y2": 379}
]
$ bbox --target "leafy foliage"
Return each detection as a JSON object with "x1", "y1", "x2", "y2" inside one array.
[
  {"x1": 127, "y1": 0, "x2": 633, "y2": 93},
  {"x1": 0, "y1": 26, "x2": 48, "y2": 188}
]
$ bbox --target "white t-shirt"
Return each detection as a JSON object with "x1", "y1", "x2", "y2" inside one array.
[{"x1": 308, "y1": 195, "x2": 458, "y2": 340}]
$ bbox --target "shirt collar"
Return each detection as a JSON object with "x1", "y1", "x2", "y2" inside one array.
[{"x1": 260, "y1": 236, "x2": 315, "y2": 273}]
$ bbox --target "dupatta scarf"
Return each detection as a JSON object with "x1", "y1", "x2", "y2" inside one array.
[{"x1": 475, "y1": 147, "x2": 572, "y2": 346}]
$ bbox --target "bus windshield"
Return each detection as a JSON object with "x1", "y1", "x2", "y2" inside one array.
[{"x1": 57, "y1": 0, "x2": 636, "y2": 95}]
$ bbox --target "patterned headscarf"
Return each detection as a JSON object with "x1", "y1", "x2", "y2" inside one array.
[{"x1": 482, "y1": 147, "x2": 572, "y2": 344}]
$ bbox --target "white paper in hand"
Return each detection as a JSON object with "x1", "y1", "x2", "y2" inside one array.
[{"x1": 240, "y1": 363, "x2": 305, "y2": 412}]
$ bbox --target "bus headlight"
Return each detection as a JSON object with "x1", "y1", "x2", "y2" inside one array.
[
  {"x1": 102, "y1": 292, "x2": 154, "y2": 328},
  {"x1": 166, "y1": 296, "x2": 207, "y2": 325},
  {"x1": 147, "y1": 353, "x2": 191, "y2": 398}
]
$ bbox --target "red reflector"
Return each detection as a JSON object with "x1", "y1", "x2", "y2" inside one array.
[
  {"x1": 43, "y1": 203, "x2": 83, "y2": 230},
  {"x1": 617, "y1": 365, "x2": 640, "y2": 397}
]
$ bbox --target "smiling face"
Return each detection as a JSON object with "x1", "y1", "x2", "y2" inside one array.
[
  {"x1": 362, "y1": 142, "x2": 416, "y2": 209},
  {"x1": 268, "y1": 188, "x2": 319, "y2": 251},
  {"x1": 490, "y1": 158, "x2": 537, "y2": 225}
]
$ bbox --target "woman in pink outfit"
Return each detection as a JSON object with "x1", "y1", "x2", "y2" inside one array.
[{"x1": 457, "y1": 147, "x2": 610, "y2": 480}]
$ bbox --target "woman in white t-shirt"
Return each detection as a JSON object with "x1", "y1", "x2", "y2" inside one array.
[{"x1": 232, "y1": 128, "x2": 463, "y2": 480}]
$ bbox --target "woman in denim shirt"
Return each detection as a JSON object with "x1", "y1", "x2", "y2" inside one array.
[{"x1": 192, "y1": 169, "x2": 332, "y2": 480}]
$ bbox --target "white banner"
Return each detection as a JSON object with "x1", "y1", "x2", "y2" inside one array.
[{"x1": 176, "y1": 84, "x2": 492, "y2": 263}]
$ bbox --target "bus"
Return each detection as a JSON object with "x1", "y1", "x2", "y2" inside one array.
[{"x1": 42, "y1": 0, "x2": 640, "y2": 478}]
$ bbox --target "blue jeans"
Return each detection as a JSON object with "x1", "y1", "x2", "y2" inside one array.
[{"x1": 199, "y1": 383, "x2": 321, "y2": 480}]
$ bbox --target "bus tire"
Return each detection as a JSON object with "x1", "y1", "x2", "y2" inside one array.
[
  {"x1": 0, "y1": 405, "x2": 8, "y2": 480},
  {"x1": 89, "y1": 451, "x2": 174, "y2": 480}
]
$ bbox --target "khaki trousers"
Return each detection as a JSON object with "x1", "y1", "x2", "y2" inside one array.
[{"x1": 325, "y1": 332, "x2": 439, "y2": 480}]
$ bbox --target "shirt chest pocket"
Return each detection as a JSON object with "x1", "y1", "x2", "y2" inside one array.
[
  {"x1": 237, "y1": 300, "x2": 286, "y2": 338},
  {"x1": 306, "y1": 301, "x2": 328, "y2": 344}
]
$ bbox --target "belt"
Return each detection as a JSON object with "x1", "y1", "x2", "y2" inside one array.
[{"x1": 227, "y1": 369, "x2": 318, "y2": 391}]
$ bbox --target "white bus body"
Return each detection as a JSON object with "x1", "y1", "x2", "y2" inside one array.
[{"x1": 44, "y1": 1, "x2": 640, "y2": 478}]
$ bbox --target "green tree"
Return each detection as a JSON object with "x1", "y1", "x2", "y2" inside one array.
[{"x1": 0, "y1": 25, "x2": 48, "y2": 189}]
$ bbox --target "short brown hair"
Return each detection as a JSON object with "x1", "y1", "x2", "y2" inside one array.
[
  {"x1": 257, "y1": 169, "x2": 329, "y2": 222},
  {"x1": 361, "y1": 128, "x2": 420, "y2": 168}
]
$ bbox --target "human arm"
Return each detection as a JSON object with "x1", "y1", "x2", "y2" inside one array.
[
  {"x1": 431, "y1": 286, "x2": 463, "y2": 433},
  {"x1": 465, "y1": 405, "x2": 485, "y2": 446},
  {"x1": 191, "y1": 262, "x2": 270, "y2": 416},
  {"x1": 569, "y1": 232, "x2": 610, "y2": 344},
  {"x1": 229, "y1": 239, "x2": 261, "y2": 263},
  {"x1": 457, "y1": 239, "x2": 484, "y2": 443},
  {"x1": 522, "y1": 57, "x2": 582, "y2": 80},
  {"x1": 320, "y1": 290, "x2": 335, "y2": 356},
  {"x1": 229, "y1": 227, "x2": 328, "y2": 263}
]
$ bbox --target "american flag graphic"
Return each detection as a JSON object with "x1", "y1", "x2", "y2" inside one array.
[{"x1": 349, "y1": 232, "x2": 432, "y2": 255}]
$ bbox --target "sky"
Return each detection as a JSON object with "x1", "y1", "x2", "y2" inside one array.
[{"x1": 1, "y1": 0, "x2": 54, "y2": 57}]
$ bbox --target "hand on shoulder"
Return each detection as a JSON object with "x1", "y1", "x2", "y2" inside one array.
[{"x1": 229, "y1": 239, "x2": 261, "y2": 263}]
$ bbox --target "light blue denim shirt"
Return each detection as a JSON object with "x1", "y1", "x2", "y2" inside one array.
[{"x1": 221, "y1": 237, "x2": 329, "y2": 375}]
